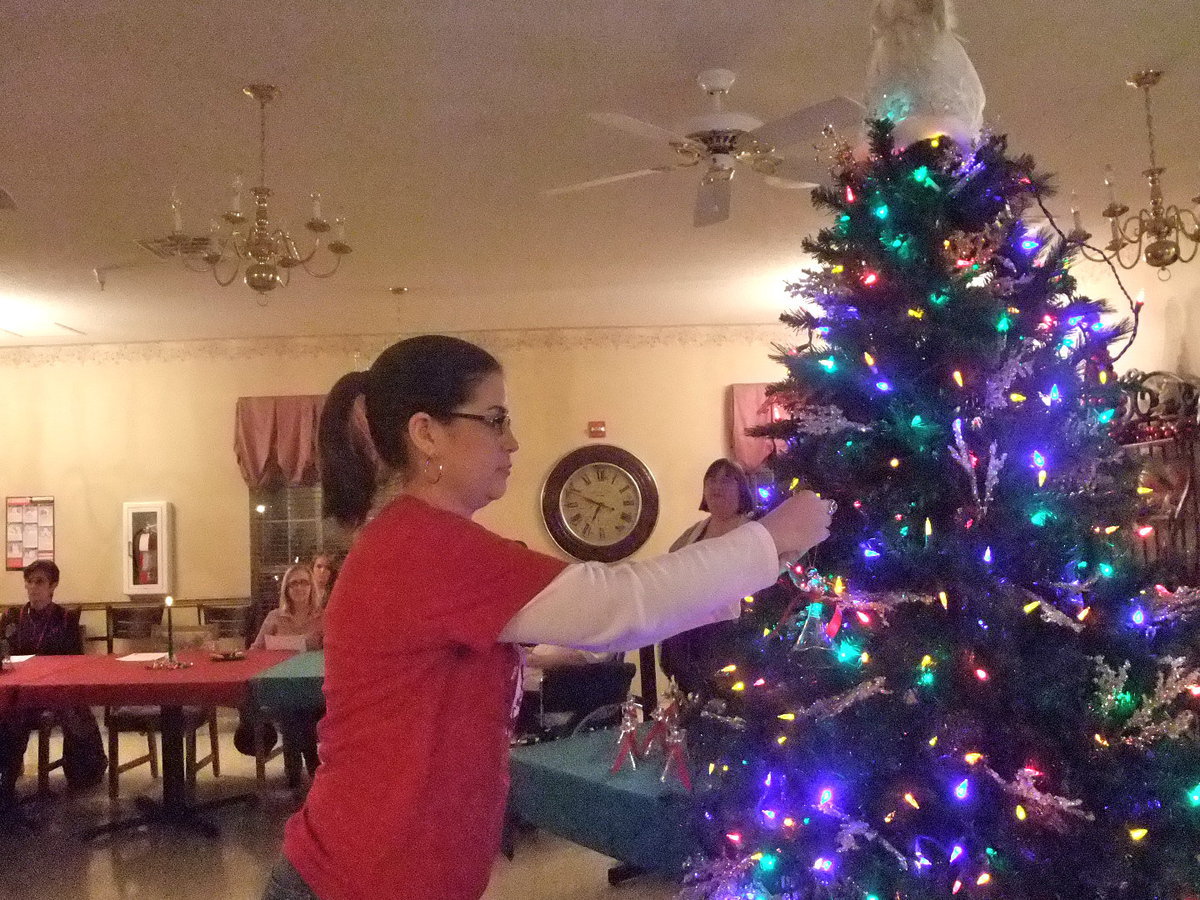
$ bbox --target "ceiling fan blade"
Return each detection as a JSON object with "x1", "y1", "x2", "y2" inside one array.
[
  {"x1": 544, "y1": 166, "x2": 677, "y2": 196},
  {"x1": 762, "y1": 155, "x2": 829, "y2": 186},
  {"x1": 588, "y1": 112, "x2": 703, "y2": 152},
  {"x1": 762, "y1": 174, "x2": 819, "y2": 191},
  {"x1": 749, "y1": 96, "x2": 864, "y2": 151},
  {"x1": 694, "y1": 174, "x2": 732, "y2": 227}
]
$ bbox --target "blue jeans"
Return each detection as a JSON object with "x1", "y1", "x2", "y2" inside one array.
[{"x1": 263, "y1": 858, "x2": 320, "y2": 900}]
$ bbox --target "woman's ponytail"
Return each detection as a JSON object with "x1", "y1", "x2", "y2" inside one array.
[{"x1": 319, "y1": 371, "x2": 374, "y2": 528}]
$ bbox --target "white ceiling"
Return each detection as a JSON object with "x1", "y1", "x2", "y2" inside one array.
[{"x1": 0, "y1": 0, "x2": 1197, "y2": 346}]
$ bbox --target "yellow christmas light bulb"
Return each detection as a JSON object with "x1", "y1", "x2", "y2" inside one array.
[
  {"x1": 1015, "y1": 805, "x2": 1027, "y2": 820},
  {"x1": 920, "y1": 654, "x2": 934, "y2": 668},
  {"x1": 1011, "y1": 392, "x2": 1027, "y2": 402},
  {"x1": 1129, "y1": 827, "x2": 1148, "y2": 841},
  {"x1": 931, "y1": 137, "x2": 941, "y2": 148},
  {"x1": 908, "y1": 308, "x2": 925, "y2": 319},
  {"x1": 1023, "y1": 600, "x2": 1041, "y2": 614},
  {"x1": 708, "y1": 763, "x2": 716, "y2": 775},
  {"x1": 776, "y1": 735, "x2": 788, "y2": 745},
  {"x1": 1137, "y1": 486, "x2": 1154, "y2": 495},
  {"x1": 864, "y1": 352, "x2": 876, "y2": 366},
  {"x1": 720, "y1": 665, "x2": 737, "y2": 673},
  {"x1": 732, "y1": 681, "x2": 746, "y2": 692},
  {"x1": 789, "y1": 477, "x2": 800, "y2": 490},
  {"x1": 777, "y1": 713, "x2": 796, "y2": 721},
  {"x1": 904, "y1": 793, "x2": 920, "y2": 809},
  {"x1": 860, "y1": 651, "x2": 870, "y2": 664},
  {"x1": 831, "y1": 265, "x2": 844, "y2": 274},
  {"x1": 928, "y1": 735, "x2": 939, "y2": 747},
  {"x1": 833, "y1": 576, "x2": 846, "y2": 595},
  {"x1": 924, "y1": 518, "x2": 933, "y2": 537},
  {"x1": 952, "y1": 370, "x2": 964, "y2": 387},
  {"x1": 884, "y1": 810, "x2": 896, "y2": 823},
  {"x1": 782, "y1": 817, "x2": 795, "y2": 828},
  {"x1": 1094, "y1": 733, "x2": 1109, "y2": 747},
  {"x1": 964, "y1": 752, "x2": 983, "y2": 764},
  {"x1": 976, "y1": 873, "x2": 992, "y2": 886},
  {"x1": 1100, "y1": 370, "x2": 1109, "y2": 384},
  {"x1": 938, "y1": 591, "x2": 949, "y2": 609},
  {"x1": 890, "y1": 458, "x2": 901, "y2": 468},
  {"x1": 1104, "y1": 525, "x2": 1120, "y2": 535},
  {"x1": 763, "y1": 627, "x2": 771, "y2": 637},
  {"x1": 1038, "y1": 470, "x2": 1047, "y2": 487}
]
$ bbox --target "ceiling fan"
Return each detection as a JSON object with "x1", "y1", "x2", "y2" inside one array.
[{"x1": 547, "y1": 69, "x2": 863, "y2": 227}]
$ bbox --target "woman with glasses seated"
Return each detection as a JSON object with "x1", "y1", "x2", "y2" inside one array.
[
  {"x1": 252, "y1": 564, "x2": 325, "y2": 652},
  {"x1": 261, "y1": 334, "x2": 832, "y2": 900},
  {"x1": 248, "y1": 564, "x2": 324, "y2": 776}
]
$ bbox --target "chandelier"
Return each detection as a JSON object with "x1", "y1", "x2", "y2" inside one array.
[
  {"x1": 1071, "y1": 70, "x2": 1199, "y2": 280},
  {"x1": 166, "y1": 84, "x2": 351, "y2": 296}
]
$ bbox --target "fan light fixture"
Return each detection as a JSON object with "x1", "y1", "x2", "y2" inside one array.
[
  {"x1": 165, "y1": 84, "x2": 351, "y2": 297},
  {"x1": 1071, "y1": 70, "x2": 1199, "y2": 280}
]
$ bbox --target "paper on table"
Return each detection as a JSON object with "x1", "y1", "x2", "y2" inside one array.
[
  {"x1": 8, "y1": 655, "x2": 33, "y2": 663},
  {"x1": 117, "y1": 652, "x2": 168, "y2": 662},
  {"x1": 264, "y1": 633, "x2": 307, "y2": 652}
]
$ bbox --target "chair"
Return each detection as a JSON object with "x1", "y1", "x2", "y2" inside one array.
[
  {"x1": 36, "y1": 711, "x2": 65, "y2": 796},
  {"x1": 197, "y1": 600, "x2": 252, "y2": 649},
  {"x1": 35, "y1": 608, "x2": 85, "y2": 795},
  {"x1": 103, "y1": 620, "x2": 221, "y2": 799},
  {"x1": 536, "y1": 661, "x2": 637, "y2": 740}
]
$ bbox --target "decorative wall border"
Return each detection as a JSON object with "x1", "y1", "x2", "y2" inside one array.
[{"x1": 0, "y1": 323, "x2": 795, "y2": 368}]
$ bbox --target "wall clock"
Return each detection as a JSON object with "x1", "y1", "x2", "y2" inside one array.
[{"x1": 541, "y1": 445, "x2": 659, "y2": 562}]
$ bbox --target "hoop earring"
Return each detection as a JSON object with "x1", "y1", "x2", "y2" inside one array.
[{"x1": 424, "y1": 458, "x2": 443, "y2": 485}]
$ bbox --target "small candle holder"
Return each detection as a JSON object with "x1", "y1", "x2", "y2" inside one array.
[{"x1": 147, "y1": 596, "x2": 192, "y2": 670}]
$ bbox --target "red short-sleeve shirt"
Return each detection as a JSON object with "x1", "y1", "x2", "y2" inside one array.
[{"x1": 283, "y1": 496, "x2": 567, "y2": 900}]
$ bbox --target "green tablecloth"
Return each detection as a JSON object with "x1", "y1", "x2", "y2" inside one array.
[
  {"x1": 508, "y1": 726, "x2": 695, "y2": 875},
  {"x1": 248, "y1": 650, "x2": 325, "y2": 710}
]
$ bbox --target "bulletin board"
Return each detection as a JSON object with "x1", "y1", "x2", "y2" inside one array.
[{"x1": 5, "y1": 496, "x2": 55, "y2": 571}]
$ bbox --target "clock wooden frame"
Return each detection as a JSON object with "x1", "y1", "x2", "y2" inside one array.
[{"x1": 540, "y1": 444, "x2": 659, "y2": 562}]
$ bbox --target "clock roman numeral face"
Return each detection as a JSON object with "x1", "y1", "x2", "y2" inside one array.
[{"x1": 558, "y1": 462, "x2": 642, "y2": 547}]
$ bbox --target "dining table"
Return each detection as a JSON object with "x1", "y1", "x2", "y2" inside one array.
[{"x1": 9, "y1": 648, "x2": 293, "y2": 838}]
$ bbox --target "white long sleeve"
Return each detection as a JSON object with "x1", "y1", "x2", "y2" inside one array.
[{"x1": 498, "y1": 521, "x2": 779, "y2": 652}]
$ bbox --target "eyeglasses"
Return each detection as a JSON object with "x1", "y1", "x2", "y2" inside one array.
[
  {"x1": 447, "y1": 411, "x2": 512, "y2": 434},
  {"x1": 287, "y1": 580, "x2": 313, "y2": 588}
]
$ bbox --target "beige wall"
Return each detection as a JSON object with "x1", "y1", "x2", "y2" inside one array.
[{"x1": 0, "y1": 326, "x2": 789, "y2": 607}]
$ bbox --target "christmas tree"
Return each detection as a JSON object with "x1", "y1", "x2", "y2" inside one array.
[{"x1": 681, "y1": 70, "x2": 1200, "y2": 900}]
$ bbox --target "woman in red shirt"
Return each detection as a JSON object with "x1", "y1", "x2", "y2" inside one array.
[{"x1": 262, "y1": 335, "x2": 832, "y2": 900}]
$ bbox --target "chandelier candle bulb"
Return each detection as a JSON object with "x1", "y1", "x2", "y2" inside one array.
[{"x1": 171, "y1": 188, "x2": 183, "y2": 233}]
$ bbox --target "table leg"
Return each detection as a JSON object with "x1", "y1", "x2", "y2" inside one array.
[{"x1": 82, "y1": 705, "x2": 252, "y2": 840}]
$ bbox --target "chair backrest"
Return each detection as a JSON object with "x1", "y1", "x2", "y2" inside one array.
[
  {"x1": 106, "y1": 604, "x2": 165, "y2": 654},
  {"x1": 197, "y1": 601, "x2": 252, "y2": 644},
  {"x1": 151, "y1": 623, "x2": 216, "y2": 651},
  {"x1": 540, "y1": 661, "x2": 637, "y2": 726}
]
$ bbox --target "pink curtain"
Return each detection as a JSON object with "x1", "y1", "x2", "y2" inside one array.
[
  {"x1": 234, "y1": 396, "x2": 325, "y2": 489},
  {"x1": 729, "y1": 384, "x2": 787, "y2": 471}
]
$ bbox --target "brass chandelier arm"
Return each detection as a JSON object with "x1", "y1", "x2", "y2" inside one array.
[{"x1": 301, "y1": 253, "x2": 343, "y2": 279}]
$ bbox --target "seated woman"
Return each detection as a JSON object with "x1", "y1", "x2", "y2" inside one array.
[
  {"x1": 0, "y1": 561, "x2": 106, "y2": 815},
  {"x1": 249, "y1": 564, "x2": 324, "y2": 776},
  {"x1": 659, "y1": 458, "x2": 757, "y2": 696},
  {"x1": 310, "y1": 551, "x2": 339, "y2": 609},
  {"x1": 252, "y1": 563, "x2": 325, "y2": 651}
]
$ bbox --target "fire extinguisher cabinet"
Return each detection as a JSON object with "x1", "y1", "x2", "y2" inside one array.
[{"x1": 122, "y1": 501, "x2": 174, "y2": 597}]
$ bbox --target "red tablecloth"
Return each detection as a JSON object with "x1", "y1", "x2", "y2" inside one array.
[
  {"x1": 13, "y1": 650, "x2": 294, "y2": 709},
  {"x1": 0, "y1": 655, "x2": 96, "y2": 711}
]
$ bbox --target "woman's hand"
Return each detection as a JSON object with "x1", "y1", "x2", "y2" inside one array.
[{"x1": 758, "y1": 491, "x2": 833, "y2": 557}]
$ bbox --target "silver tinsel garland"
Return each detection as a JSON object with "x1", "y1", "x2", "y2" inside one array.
[
  {"x1": 791, "y1": 404, "x2": 871, "y2": 436},
  {"x1": 1092, "y1": 656, "x2": 1200, "y2": 747},
  {"x1": 982, "y1": 763, "x2": 1094, "y2": 832}
]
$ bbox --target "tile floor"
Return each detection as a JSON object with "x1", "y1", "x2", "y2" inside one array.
[{"x1": 0, "y1": 712, "x2": 679, "y2": 900}]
